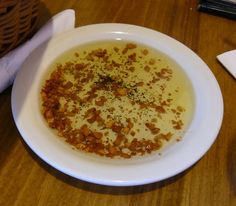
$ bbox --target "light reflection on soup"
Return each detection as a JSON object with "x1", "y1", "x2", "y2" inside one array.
[{"x1": 40, "y1": 40, "x2": 194, "y2": 158}]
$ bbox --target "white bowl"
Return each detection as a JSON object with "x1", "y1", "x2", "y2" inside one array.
[{"x1": 11, "y1": 23, "x2": 223, "y2": 186}]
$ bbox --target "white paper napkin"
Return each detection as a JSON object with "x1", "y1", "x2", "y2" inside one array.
[
  {"x1": 217, "y1": 50, "x2": 236, "y2": 79},
  {"x1": 0, "y1": 9, "x2": 75, "y2": 93}
]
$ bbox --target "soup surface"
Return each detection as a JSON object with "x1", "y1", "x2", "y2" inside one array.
[{"x1": 40, "y1": 40, "x2": 194, "y2": 158}]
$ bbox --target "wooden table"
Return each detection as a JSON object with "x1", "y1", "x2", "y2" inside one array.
[{"x1": 0, "y1": 0, "x2": 236, "y2": 205}]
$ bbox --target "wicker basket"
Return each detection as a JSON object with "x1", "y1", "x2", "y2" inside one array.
[{"x1": 0, "y1": 0, "x2": 40, "y2": 57}]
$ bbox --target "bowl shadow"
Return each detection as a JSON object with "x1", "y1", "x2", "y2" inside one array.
[{"x1": 0, "y1": 87, "x2": 20, "y2": 169}]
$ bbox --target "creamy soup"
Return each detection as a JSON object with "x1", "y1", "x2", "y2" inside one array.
[{"x1": 40, "y1": 40, "x2": 194, "y2": 158}]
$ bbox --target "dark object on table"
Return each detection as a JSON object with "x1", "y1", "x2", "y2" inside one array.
[
  {"x1": 0, "y1": 0, "x2": 40, "y2": 58},
  {"x1": 198, "y1": 0, "x2": 236, "y2": 19}
]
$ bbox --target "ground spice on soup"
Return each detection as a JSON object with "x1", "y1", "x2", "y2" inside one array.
[{"x1": 41, "y1": 41, "x2": 192, "y2": 158}]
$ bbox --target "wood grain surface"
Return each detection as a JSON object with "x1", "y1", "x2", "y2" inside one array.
[{"x1": 0, "y1": 0, "x2": 236, "y2": 205}]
